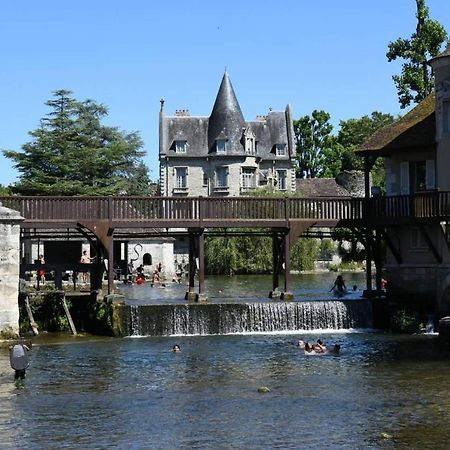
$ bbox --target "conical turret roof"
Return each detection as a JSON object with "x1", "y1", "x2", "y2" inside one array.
[{"x1": 208, "y1": 72, "x2": 246, "y2": 153}]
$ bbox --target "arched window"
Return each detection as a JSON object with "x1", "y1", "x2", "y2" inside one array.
[{"x1": 143, "y1": 253, "x2": 152, "y2": 266}]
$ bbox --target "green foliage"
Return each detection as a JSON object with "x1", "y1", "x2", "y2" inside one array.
[
  {"x1": 324, "y1": 112, "x2": 395, "y2": 189},
  {"x1": 205, "y1": 232, "x2": 272, "y2": 275},
  {"x1": 318, "y1": 239, "x2": 336, "y2": 261},
  {"x1": 290, "y1": 238, "x2": 320, "y2": 271},
  {"x1": 0, "y1": 184, "x2": 12, "y2": 196},
  {"x1": 294, "y1": 110, "x2": 333, "y2": 178},
  {"x1": 386, "y1": 0, "x2": 447, "y2": 108},
  {"x1": 328, "y1": 261, "x2": 363, "y2": 272},
  {"x1": 3, "y1": 89, "x2": 151, "y2": 196},
  {"x1": 390, "y1": 308, "x2": 421, "y2": 333}
]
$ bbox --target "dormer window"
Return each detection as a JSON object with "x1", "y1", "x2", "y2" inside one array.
[
  {"x1": 175, "y1": 140, "x2": 187, "y2": 153},
  {"x1": 275, "y1": 144, "x2": 286, "y2": 156},
  {"x1": 244, "y1": 128, "x2": 256, "y2": 155},
  {"x1": 216, "y1": 139, "x2": 227, "y2": 153},
  {"x1": 245, "y1": 137, "x2": 255, "y2": 154}
]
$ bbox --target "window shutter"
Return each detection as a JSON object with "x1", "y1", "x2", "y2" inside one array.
[
  {"x1": 400, "y1": 161, "x2": 410, "y2": 195},
  {"x1": 426, "y1": 159, "x2": 436, "y2": 190}
]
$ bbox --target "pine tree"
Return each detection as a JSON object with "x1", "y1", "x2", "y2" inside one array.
[{"x1": 3, "y1": 89, "x2": 150, "y2": 196}]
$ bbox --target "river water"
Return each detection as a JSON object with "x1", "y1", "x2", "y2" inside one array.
[
  {"x1": 1, "y1": 332, "x2": 449, "y2": 449},
  {"x1": 1, "y1": 272, "x2": 449, "y2": 449},
  {"x1": 118, "y1": 272, "x2": 366, "y2": 305}
]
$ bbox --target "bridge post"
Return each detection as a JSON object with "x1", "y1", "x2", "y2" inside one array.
[
  {"x1": 198, "y1": 231, "x2": 205, "y2": 294},
  {"x1": 271, "y1": 231, "x2": 280, "y2": 293},
  {"x1": 0, "y1": 204, "x2": 24, "y2": 338},
  {"x1": 107, "y1": 235, "x2": 114, "y2": 295},
  {"x1": 283, "y1": 230, "x2": 294, "y2": 300},
  {"x1": 187, "y1": 231, "x2": 196, "y2": 293}
]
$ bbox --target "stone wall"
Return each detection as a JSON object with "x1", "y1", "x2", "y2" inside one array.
[{"x1": 0, "y1": 205, "x2": 23, "y2": 337}]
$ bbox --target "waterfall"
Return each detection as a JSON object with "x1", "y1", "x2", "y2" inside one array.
[{"x1": 125, "y1": 300, "x2": 372, "y2": 337}]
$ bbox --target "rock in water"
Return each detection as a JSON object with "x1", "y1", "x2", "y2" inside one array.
[{"x1": 257, "y1": 386, "x2": 270, "y2": 393}]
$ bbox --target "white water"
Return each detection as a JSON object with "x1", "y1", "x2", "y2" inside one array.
[{"x1": 127, "y1": 300, "x2": 372, "y2": 336}]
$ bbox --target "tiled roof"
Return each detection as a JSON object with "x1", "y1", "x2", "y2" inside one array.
[
  {"x1": 296, "y1": 178, "x2": 351, "y2": 197},
  {"x1": 355, "y1": 93, "x2": 436, "y2": 156}
]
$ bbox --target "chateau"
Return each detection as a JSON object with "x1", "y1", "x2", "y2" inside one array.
[{"x1": 159, "y1": 72, "x2": 296, "y2": 197}]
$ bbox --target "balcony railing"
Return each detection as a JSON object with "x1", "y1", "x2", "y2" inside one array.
[{"x1": 0, "y1": 192, "x2": 449, "y2": 225}]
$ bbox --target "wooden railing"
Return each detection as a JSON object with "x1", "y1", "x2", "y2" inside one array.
[{"x1": 0, "y1": 192, "x2": 449, "y2": 225}]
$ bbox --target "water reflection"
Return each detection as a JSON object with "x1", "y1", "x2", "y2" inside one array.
[
  {"x1": 119, "y1": 272, "x2": 367, "y2": 305},
  {"x1": 1, "y1": 332, "x2": 450, "y2": 449}
]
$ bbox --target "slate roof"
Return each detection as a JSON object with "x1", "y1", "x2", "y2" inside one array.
[
  {"x1": 208, "y1": 72, "x2": 246, "y2": 153},
  {"x1": 355, "y1": 93, "x2": 436, "y2": 156},
  {"x1": 296, "y1": 178, "x2": 351, "y2": 197},
  {"x1": 160, "y1": 72, "x2": 294, "y2": 161}
]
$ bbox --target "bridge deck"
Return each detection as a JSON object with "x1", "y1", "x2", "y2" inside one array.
[{"x1": 1, "y1": 191, "x2": 449, "y2": 229}]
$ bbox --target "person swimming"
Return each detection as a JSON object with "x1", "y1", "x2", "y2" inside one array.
[
  {"x1": 296, "y1": 339, "x2": 305, "y2": 349},
  {"x1": 171, "y1": 345, "x2": 181, "y2": 352},
  {"x1": 304, "y1": 342, "x2": 316, "y2": 355},
  {"x1": 314, "y1": 339, "x2": 327, "y2": 353}
]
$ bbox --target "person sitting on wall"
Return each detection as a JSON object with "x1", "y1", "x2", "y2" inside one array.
[{"x1": 330, "y1": 275, "x2": 347, "y2": 296}]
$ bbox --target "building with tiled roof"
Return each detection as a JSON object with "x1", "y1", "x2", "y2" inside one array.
[
  {"x1": 356, "y1": 43, "x2": 450, "y2": 312},
  {"x1": 159, "y1": 72, "x2": 296, "y2": 196}
]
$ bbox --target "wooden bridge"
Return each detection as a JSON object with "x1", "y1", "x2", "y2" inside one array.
[{"x1": 2, "y1": 192, "x2": 449, "y2": 298}]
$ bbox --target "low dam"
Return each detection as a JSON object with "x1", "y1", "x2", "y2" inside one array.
[{"x1": 116, "y1": 300, "x2": 373, "y2": 336}]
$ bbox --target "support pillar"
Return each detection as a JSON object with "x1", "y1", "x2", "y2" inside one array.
[
  {"x1": 198, "y1": 232, "x2": 205, "y2": 295},
  {"x1": 283, "y1": 231, "x2": 294, "y2": 300},
  {"x1": 107, "y1": 235, "x2": 114, "y2": 295},
  {"x1": 0, "y1": 204, "x2": 24, "y2": 338},
  {"x1": 364, "y1": 157, "x2": 373, "y2": 296},
  {"x1": 188, "y1": 232, "x2": 196, "y2": 293}
]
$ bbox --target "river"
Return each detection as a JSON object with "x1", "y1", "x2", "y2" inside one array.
[
  {"x1": 1, "y1": 272, "x2": 449, "y2": 449},
  {"x1": 1, "y1": 332, "x2": 449, "y2": 449}
]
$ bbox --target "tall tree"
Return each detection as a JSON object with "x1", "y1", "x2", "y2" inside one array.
[
  {"x1": 294, "y1": 110, "x2": 333, "y2": 178},
  {"x1": 386, "y1": 0, "x2": 447, "y2": 108},
  {"x1": 324, "y1": 112, "x2": 395, "y2": 188},
  {"x1": 3, "y1": 89, "x2": 151, "y2": 196}
]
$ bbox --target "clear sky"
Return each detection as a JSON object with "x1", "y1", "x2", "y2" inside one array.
[{"x1": 1, "y1": 0, "x2": 449, "y2": 186}]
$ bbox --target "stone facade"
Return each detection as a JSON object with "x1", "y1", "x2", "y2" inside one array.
[
  {"x1": 159, "y1": 72, "x2": 296, "y2": 197},
  {"x1": 0, "y1": 205, "x2": 23, "y2": 337}
]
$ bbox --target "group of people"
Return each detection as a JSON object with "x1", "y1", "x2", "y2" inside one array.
[
  {"x1": 124, "y1": 261, "x2": 165, "y2": 286},
  {"x1": 296, "y1": 338, "x2": 341, "y2": 355}
]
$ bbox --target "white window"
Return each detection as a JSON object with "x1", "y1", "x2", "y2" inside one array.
[
  {"x1": 276, "y1": 169, "x2": 287, "y2": 190},
  {"x1": 242, "y1": 167, "x2": 256, "y2": 189},
  {"x1": 443, "y1": 100, "x2": 450, "y2": 134},
  {"x1": 215, "y1": 166, "x2": 228, "y2": 188},
  {"x1": 245, "y1": 137, "x2": 255, "y2": 155},
  {"x1": 216, "y1": 139, "x2": 227, "y2": 153},
  {"x1": 175, "y1": 167, "x2": 187, "y2": 188},
  {"x1": 175, "y1": 140, "x2": 187, "y2": 153},
  {"x1": 275, "y1": 144, "x2": 286, "y2": 156}
]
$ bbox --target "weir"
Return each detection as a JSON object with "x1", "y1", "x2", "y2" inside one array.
[{"x1": 119, "y1": 300, "x2": 373, "y2": 336}]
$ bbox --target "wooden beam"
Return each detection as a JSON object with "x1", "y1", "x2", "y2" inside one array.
[{"x1": 419, "y1": 224, "x2": 442, "y2": 263}]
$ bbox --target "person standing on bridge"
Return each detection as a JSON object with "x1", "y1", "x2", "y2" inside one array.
[{"x1": 80, "y1": 250, "x2": 94, "y2": 283}]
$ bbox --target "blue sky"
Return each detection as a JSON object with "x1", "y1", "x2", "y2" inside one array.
[{"x1": 1, "y1": 0, "x2": 449, "y2": 186}]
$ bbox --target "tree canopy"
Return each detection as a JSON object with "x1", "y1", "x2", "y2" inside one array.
[
  {"x1": 294, "y1": 110, "x2": 333, "y2": 178},
  {"x1": 3, "y1": 89, "x2": 151, "y2": 196},
  {"x1": 386, "y1": 0, "x2": 447, "y2": 108},
  {"x1": 294, "y1": 110, "x2": 395, "y2": 188}
]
